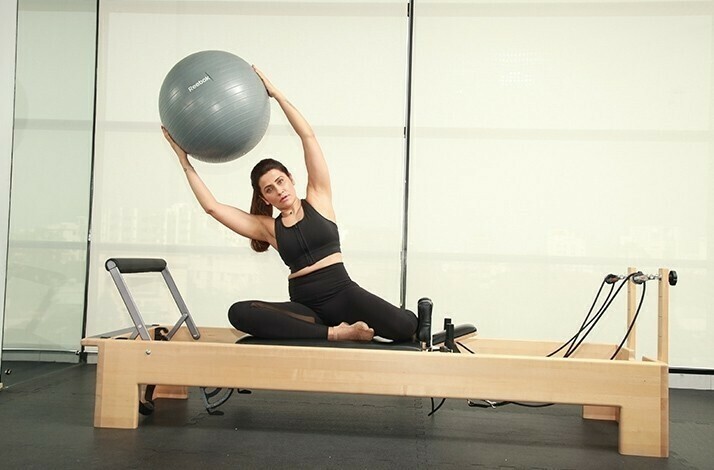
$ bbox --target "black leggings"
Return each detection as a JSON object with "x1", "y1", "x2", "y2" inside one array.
[{"x1": 228, "y1": 263, "x2": 417, "y2": 341}]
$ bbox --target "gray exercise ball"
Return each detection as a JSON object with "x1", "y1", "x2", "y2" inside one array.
[{"x1": 159, "y1": 50, "x2": 270, "y2": 163}]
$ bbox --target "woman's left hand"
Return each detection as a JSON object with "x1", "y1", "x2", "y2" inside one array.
[{"x1": 253, "y1": 66, "x2": 279, "y2": 98}]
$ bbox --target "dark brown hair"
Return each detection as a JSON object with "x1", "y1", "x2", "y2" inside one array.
[{"x1": 249, "y1": 158, "x2": 291, "y2": 252}]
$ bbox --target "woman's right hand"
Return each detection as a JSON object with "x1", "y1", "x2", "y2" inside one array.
[{"x1": 161, "y1": 126, "x2": 189, "y2": 163}]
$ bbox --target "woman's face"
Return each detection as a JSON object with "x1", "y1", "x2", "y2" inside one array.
[{"x1": 258, "y1": 169, "x2": 296, "y2": 209}]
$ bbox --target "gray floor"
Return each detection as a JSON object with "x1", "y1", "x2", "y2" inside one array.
[{"x1": 0, "y1": 361, "x2": 712, "y2": 470}]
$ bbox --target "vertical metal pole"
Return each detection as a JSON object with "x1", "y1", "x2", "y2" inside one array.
[
  {"x1": 79, "y1": 0, "x2": 101, "y2": 358},
  {"x1": 0, "y1": 0, "x2": 20, "y2": 390},
  {"x1": 399, "y1": 0, "x2": 416, "y2": 309}
]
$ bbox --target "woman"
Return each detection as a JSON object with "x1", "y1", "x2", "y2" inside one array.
[{"x1": 163, "y1": 67, "x2": 417, "y2": 342}]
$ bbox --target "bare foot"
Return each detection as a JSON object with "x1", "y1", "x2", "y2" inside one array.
[{"x1": 328, "y1": 322, "x2": 375, "y2": 342}]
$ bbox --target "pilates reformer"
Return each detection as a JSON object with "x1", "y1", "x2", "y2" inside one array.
[
  {"x1": 95, "y1": 258, "x2": 474, "y2": 415},
  {"x1": 83, "y1": 258, "x2": 676, "y2": 458}
]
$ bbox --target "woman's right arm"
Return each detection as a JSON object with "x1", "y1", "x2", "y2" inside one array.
[{"x1": 162, "y1": 127, "x2": 275, "y2": 245}]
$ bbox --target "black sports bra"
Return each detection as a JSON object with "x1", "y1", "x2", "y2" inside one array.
[{"x1": 274, "y1": 200, "x2": 341, "y2": 273}]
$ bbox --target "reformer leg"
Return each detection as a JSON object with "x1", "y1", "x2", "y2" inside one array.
[
  {"x1": 618, "y1": 397, "x2": 669, "y2": 457},
  {"x1": 94, "y1": 349, "x2": 140, "y2": 429}
]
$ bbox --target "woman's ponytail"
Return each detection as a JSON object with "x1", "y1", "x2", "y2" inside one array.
[{"x1": 249, "y1": 189, "x2": 272, "y2": 252}]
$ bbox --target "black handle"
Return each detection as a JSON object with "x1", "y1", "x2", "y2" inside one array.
[
  {"x1": 417, "y1": 297, "x2": 433, "y2": 343},
  {"x1": 444, "y1": 323, "x2": 457, "y2": 352},
  {"x1": 105, "y1": 258, "x2": 167, "y2": 274},
  {"x1": 669, "y1": 270, "x2": 678, "y2": 286}
]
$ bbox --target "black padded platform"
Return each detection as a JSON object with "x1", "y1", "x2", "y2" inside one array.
[
  {"x1": 237, "y1": 337, "x2": 423, "y2": 351},
  {"x1": 236, "y1": 324, "x2": 477, "y2": 351}
]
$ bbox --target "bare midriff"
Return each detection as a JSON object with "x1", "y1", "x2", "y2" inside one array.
[{"x1": 288, "y1": 252, "x2": 343, "y2": 280}]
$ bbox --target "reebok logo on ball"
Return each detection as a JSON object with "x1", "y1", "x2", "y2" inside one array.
[{"x1": 187, "y1": 75, "x2": 211, "y2": 92}]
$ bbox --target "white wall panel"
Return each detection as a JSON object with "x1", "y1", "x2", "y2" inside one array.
[{"x1": 407, "y1": 2, "x2": 712, "y2": 367}]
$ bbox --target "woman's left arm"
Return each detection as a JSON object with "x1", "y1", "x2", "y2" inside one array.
[{"x1": 253, "y1": 67, "x2": 333, "y2": 217}]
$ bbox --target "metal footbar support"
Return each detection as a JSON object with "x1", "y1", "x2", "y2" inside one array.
[{"x1": 105, "y1": 258, "x2": 246, "y2": 415}]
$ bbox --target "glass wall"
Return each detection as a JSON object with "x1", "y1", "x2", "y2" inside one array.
[
  {"x1": 2, "y1": 0, "x2": 712, "y2": 371},
  {"x1": 3, "y1": 0, "x2": 97, "y2": 360}
]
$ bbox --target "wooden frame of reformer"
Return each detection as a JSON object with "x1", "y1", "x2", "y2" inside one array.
[{"x1": 82, "y1": 268, "x2": 672, "y2": 458}]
